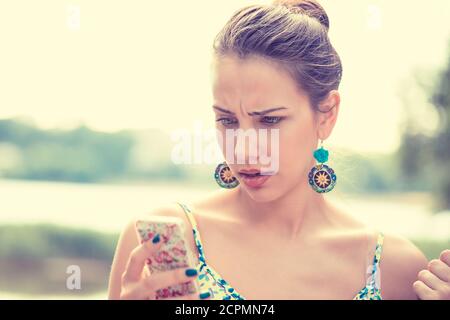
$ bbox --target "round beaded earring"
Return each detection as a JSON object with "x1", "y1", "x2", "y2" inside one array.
[{"x1": 308, "y1": 140, "x2": 337, "y2": 193}]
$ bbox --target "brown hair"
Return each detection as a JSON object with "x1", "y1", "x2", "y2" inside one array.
[{"x1": 213, "y1": 0, "x2": 342, "y2": 112}]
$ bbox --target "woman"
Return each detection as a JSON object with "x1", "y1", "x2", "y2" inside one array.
[{"x1": 108, "y1": 0, "x2": 450, "y2": 300}]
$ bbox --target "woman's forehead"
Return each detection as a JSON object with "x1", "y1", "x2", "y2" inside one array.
[
  {"x1": 211, "y1": 55, "x2": 307, "y2": 109},
  {"x1": 213, "y1": 56, "x2": 290, "y2": 88}
]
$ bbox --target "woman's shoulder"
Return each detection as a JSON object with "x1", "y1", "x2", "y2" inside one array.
[
  {"x1": 126, "y1": 189, "x2": 232, "y2": 241},
  {"x1": 321, "y1": 206, "x2": 428, "y2": 299},
  {"x1": 136, "y1": 189, "x2": 226, "y2": 222},
  {"x1": 378, "y1": 232, "x2": 428, "y2": 299}
]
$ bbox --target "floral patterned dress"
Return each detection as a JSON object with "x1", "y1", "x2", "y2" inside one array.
[{"x1": 176, "y1": 202, "x2": 384, "y2": 300}]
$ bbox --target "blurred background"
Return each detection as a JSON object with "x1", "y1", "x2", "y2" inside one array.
[{"x1": 0, "y1": 0, "x2": 449, "y2": 299}]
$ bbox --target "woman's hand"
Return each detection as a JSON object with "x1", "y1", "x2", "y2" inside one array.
[
  {"x1": 413, "y1": 249, "x2": 450, "y2": 300},
  {"x1": 119, "y1": 235, "x2": 210, "y2": 300}
]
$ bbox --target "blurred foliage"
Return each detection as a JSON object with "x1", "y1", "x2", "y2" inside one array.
[
  {"x1": 0, "y1": 224, "x2": 117, "y2": 261},
  {"x1": 412, "y1": 238, "x2": 450, "y2": 261},
  {"x1": 0, "y1": 224, "x2": 117, "y2": 295},
  {"x1": 398, "y1": 41, "x2": 450, "y2": 211},
  {"x1": 0, "y1": 120, "x2": 134, "y2": 182},
  {"x1": 0, "y1": 119, "x2": 186, "y2": 183},
  {"x1": 0, "y1": 118, "x2": 423, "y2": 193},
  {"x1": 0, "y1": 224, "x2": 446, "y2": 296},
  {"x1": 331, "y1": 149, "x2": 405, "y2": 194}
]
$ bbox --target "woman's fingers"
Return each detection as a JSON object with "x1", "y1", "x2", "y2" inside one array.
[
  {"x1": 413, "y1": 280, "x2": 438, "y2": 300},
  {"x1": 164, "y1": 291, "x2": 211, "y2": 300},
  {"x1": 413, "y1": 250, "x2": 450, "y2": 300},
  {"x1": 428, "y1": 259, "x2": 450, "y2": 283},
  {"x1": 165, "y1": 294, "x2": 197, "y2": 300},
  {"x1": 122, "y1": 235, "x2": 163, "y2": 282},
  {"x1": 142, "y1": 267, "x2": 199, "y2": 292},
  {"x1": 198, "y1": 291, "x2": 212, "y2": 300},
  {"x1": 120, "y1": 280, "x2": 157, "y2": 300},
  {"x1": 436, "y1": 249, "x2": 450, "y2": 299},
  {"x1": 417, "y1": 269, "x2": 445, "y2": 291},
  {"x1": 120, "y1": 233, "x2": 204, "y2": 300},
  {"x1": 440, "y1": 249, "x2": 450, "y2": 266},
  {"x1": 123, "y1": 267, "x2": 199, "y2": 300}
]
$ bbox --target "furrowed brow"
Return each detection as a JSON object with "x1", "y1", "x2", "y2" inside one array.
[
  {"x1": 212, "y1": 105, "x2": 235, "y2": 115},
  {"x1": 247, "y1": 106, "x2": 287, "y2": 116},
  {"x1": 213, "y1": 105, "x2": 288, "y2": 116}
]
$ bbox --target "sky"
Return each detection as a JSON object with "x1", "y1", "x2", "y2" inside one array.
[{"x1": 0, "y1": 0, "x2": 449, "y2": 153}]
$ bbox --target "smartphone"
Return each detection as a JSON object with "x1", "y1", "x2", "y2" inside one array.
[{"x1": 135, "y1": 215, "x2": 199, "y2": 299}]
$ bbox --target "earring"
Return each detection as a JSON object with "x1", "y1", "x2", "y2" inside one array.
[
  {"x1": 308, "y1": 140, "x2": 337, "y2": 193},
  {"x1": 214, "y1": 161, "x2": 239, "y2": 189}
]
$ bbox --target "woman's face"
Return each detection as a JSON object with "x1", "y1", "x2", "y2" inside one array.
[{"x1": 211, "y1": 54, "x2": 338, "y2": 202}]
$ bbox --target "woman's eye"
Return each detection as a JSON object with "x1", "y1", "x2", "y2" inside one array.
[
  {"x1": 216, "y1": 117, "x2": 238, "y2": 126},
  {"x1": 261, "y1": 116, "x2": 283, "y2": 125}
]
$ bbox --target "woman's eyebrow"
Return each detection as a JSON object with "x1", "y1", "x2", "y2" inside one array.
[
  {"x1": 212, "y1": 105, "x2": 287, "y2": 116},
  {"x1": 247, "y1": 106, "x2": 287, "y2": 116},
  {"x1": 213, "y1": 105, "x2": 235, "y2": 114}
]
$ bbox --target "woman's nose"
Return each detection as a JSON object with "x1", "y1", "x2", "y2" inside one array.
[{"x1": 233, "y1": 129, "x2": 259, "y2": 165}]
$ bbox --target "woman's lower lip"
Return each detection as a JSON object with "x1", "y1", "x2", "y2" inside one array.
[{"x1": 240, "y1": 174, "x2": 271, "y2": 188}]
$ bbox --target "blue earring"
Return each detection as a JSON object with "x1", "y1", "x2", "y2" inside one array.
[
  {"x1": 308, "y1": 140, "x2": 337, "y2": 193},
  {"x1": 214, "y1": 161, "x2": 239, "y2": 189}
]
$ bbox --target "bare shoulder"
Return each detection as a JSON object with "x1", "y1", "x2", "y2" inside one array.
[
  {"x1": 323, "y1": 208, "x2": 429, "y2": 300},
  {"x1": 380, "y1": 232, "x2": 429, "y2": 300},
  {"x1": 190, "y1": 188, "x2": 235, "y2": 215},
  {"x1": 317, "y1": 205, "x2": 428, "y2": 300},
  {"x1": 143, "y1": 202, "x2": 191, "y2": 220}
]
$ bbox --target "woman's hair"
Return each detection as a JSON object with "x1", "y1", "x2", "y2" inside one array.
[{"x1": 213, "y1": 0, "x2": 342, "y2": 112}]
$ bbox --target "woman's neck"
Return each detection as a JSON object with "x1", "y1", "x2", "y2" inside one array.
[{"x1": 234, "y1": 176, "x2": 331, "y2": 241}]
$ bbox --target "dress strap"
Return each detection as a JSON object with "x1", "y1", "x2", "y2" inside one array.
[
  {"x1": 175, "y1": 202, "x2": 208, "y2": 264},
  {"x1": 366, "y1": 231, "x2": 384, "y2": 288},
  {"x1": 372, "y1": 232, "x2": 384, "y2": 267}
]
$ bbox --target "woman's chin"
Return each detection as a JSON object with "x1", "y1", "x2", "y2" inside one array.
[{"x1": 238, "y1": 178, "x2": 281, "y2": 202}]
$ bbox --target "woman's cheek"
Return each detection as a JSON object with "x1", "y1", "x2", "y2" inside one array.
[
  {"x1": 279, "y1": 131, "x2": 311, "y2": 176},
  {"x1": 216, "y1": 126, "x2": 236, "y2": 162}
]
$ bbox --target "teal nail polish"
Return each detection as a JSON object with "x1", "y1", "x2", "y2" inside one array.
[
  {"x1": 185, "y1": 268, "x2": 198, "y2": 277},
  {"x1": 199, "y1": 292, "x2": 211, "y2": 299},
  {"x1": 152, "y1": 234, "x2": 160, "y2": 243}
]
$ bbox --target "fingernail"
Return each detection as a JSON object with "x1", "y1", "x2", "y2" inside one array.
[
  {"x1": 152, "y1": 234, "x2": 160, "y2": 244},
  {"x1": 185, "y1": 268, "x2": 198, "y2": 277},
  {"x1": 199, "y1": 292, "x2": 211, "y2": 299}
]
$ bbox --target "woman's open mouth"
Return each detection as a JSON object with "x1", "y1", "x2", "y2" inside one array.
[{"x1": 238, "y1": 170, "x2": 272, "y2": 188}]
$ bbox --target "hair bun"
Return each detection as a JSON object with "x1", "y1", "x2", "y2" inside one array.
[{"x1": 273, "y1": 0, "x2": 330, "y2": 31}]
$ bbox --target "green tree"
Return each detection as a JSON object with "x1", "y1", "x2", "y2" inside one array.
[
  {"x1": 398, "y1": 41, "x2": 450, "y2": 211},
  {"x1": 430, "y1": 42, "x2": 450, "y2": 210}
]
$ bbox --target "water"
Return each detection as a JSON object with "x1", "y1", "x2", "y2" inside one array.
[{"x1": 0, "y1": 178, "x2": 211, "y2": 233}]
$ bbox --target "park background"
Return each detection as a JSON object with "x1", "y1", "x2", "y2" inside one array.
[{"x1": 0, "y1": 0, "x2": 449, "y2": 298}]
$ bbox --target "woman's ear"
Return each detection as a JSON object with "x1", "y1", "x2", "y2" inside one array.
[{"x1": 316, "y1": 90, "x2": 340, "y2": 140}]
